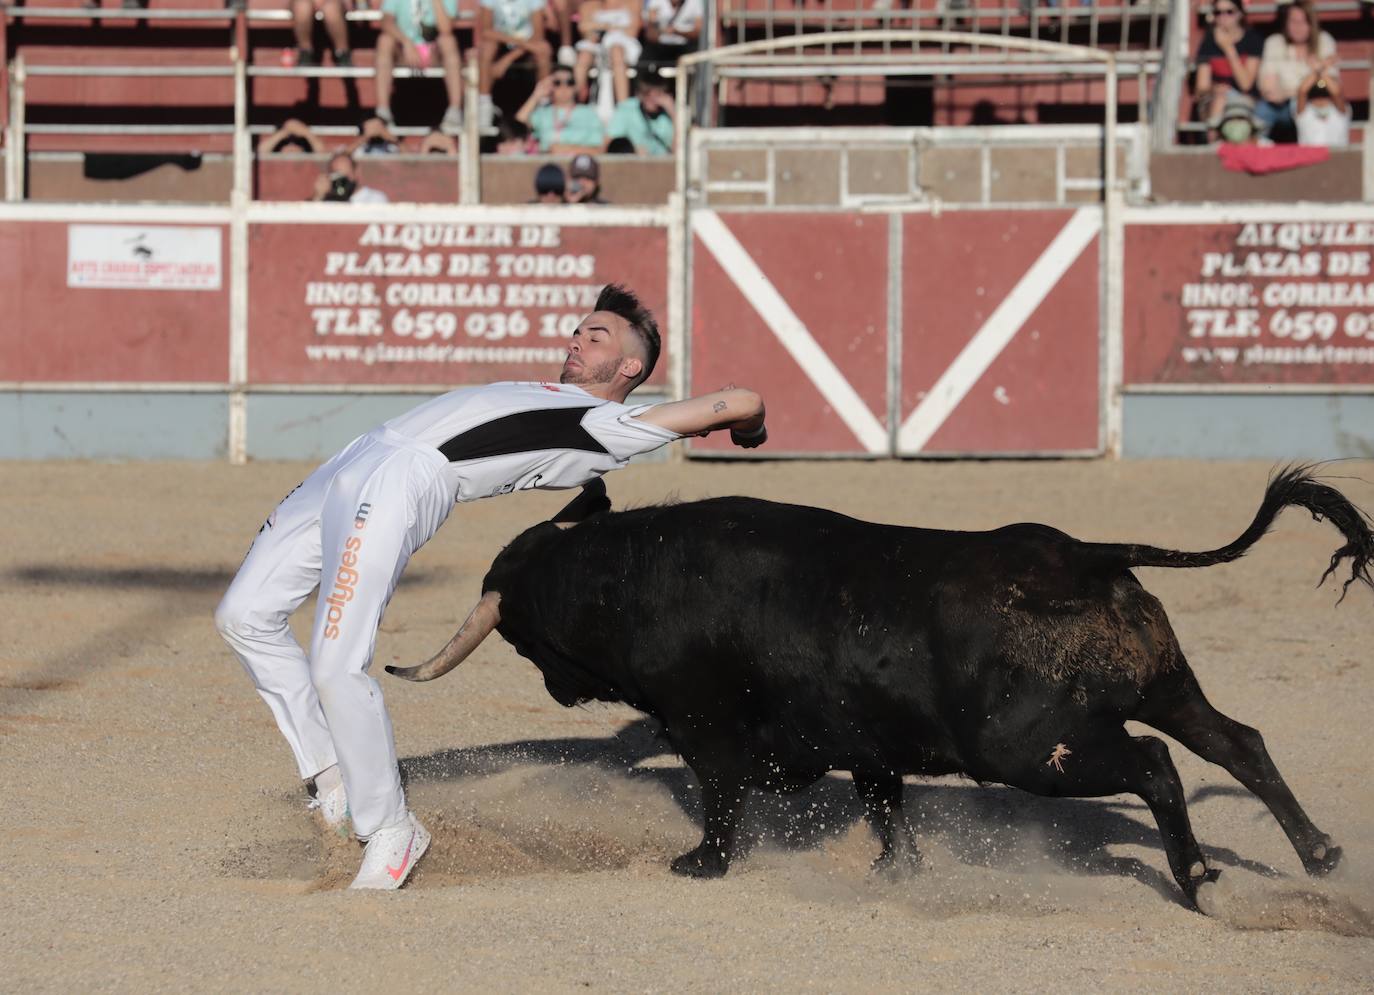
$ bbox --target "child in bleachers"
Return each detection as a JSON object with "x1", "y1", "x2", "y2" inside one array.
[
  {"x1": 1256, "y1": 0, "x2": 1338, "y2": 141},
  {"x1": 289, "y1": 0, "x2": 353, "y2": 67},
  {"x1": 478, "y1": 0, "x2": 554, "y2": 131},
  {"x1": 375, "y1": 0, "x2": 468, "y2": 134}
]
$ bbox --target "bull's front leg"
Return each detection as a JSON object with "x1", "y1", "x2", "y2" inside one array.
[
  {"x1": 853, "y1": 773, "x2": 922, "y2": 876},
  {"x1": 671, "y1": 770, "x2": 747, "y2": 879}
]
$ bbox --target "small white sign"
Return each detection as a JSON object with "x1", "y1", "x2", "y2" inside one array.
[{"x1": 67, "y1": 224, "x2": 222, "y2": 291}]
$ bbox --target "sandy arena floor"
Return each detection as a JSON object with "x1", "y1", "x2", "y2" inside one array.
[{"x1": 2, "y1": 458, "x2": 1372, "y2": 992}]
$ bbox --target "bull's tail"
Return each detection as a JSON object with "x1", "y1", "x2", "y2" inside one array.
[{"x1": 1085, "y1": 464, "x2": 1374, "y2": 602}]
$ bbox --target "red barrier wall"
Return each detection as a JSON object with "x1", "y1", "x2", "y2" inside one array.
[
  {"x1": 1124, "y1": 222, "x2": 1374, "y2": 386},
  {"x1": 899, "y1": 209, "x2": 1100, "y2": 455},
  {"x1": 0, "y1": 219, "x2": 229, "y2": 382},
  {"x1": 689, "y1": 211, "x2": 891, "y2": 455},
  {"x1": 247, "y1": 219, "x2": 669, "y2": 386}
]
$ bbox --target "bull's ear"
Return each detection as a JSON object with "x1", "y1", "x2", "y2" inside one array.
[{"x1": 552, "y1": 478, "x2": 611, "y2": 526}]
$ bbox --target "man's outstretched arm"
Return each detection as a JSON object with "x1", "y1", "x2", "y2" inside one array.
[{"x1": 634, "y1": 387, "x2": 767, "y2": 449}]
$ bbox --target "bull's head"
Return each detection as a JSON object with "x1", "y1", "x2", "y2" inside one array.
[{"x1": 384, "y1": 479, "x2": 609, "y2": 683}]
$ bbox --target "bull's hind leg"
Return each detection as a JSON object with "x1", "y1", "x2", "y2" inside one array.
[
  {"x1": 1142, "y1": 678, "x2": 1341, "y2": 877},
  {"x1": 998, "y1": 730, "x2": 1218, "y2": 908},
  {"x1": 671, "y1": 768, "x2": 747, "y2": 879},
  {"x1": 852, "y1": 773, "x2": 922, "y2": 875}
]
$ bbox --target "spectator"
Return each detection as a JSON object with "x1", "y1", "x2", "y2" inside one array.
[
  {"x1": 516, "y1": 68, "x2": 606, "y2": 153},
  {"x1": 641, "y1": 0, "x2": 702, "y2": 67},
  {"x1": 1257, "y1": 1, "x2": 1338, "y2": 141},
  {"x1": 1295, "y1": 70, "x2": 1350, "y2": 146},
  {"x1": 262, "y1": 117, "x2": 327, "y2": 154},
  {"x1": 345, "y1": 115, "x2": 403, "y2": 156},
  {"x1": 574, "y1": 0, "x2": 642, "y2": 106},
  {"x1": 1215, "y1": 94, "x2": 1267, "y2": 145},
  {"x1": 494, "y1": 118, "x2": 539, "y2": 154},
  {"x1": 289, "y1": 0, "x2": 353, "y2": 67},
  {"x1": 567, "y1": 153, "x2": 609, "y2": 202},
  {"x1": 1193, "y1": 0, "x2": 1262, "y2": 137},
  {"x1": 531, "y1": 162, "x2": 567, "y2": 202},
  {"x1": 421, "y1": 128, "x2": 460, "y2": 154},
  {"x1": 478, "y1": 0, "x2": 553, "y2": 131},
  {"x1": 375, "y1": 0, "x2": 466, "y2": 134},
  {"x1": 607, "y1": 68, "x2": 673, "y2": 155},
  {"x1": 312, "y1": 152, "x2": 390, "y2": 203}
]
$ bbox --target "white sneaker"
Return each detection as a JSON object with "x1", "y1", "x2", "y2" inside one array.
[
  {"x1": 440, "y1": 106, "x2": 464, "y2": 135},
  {"x1": 374, "y1": 105, "x2": 394, "y2": 125},
  {"x1": 558, "y1": 44, "x2": 577, "y2": 68},
  {"x1": 307, "y1": 782, "x2": 351, "y2": 836},
  {"x1": 349, "y1": 812, "x2": 430, "y2": 890}
]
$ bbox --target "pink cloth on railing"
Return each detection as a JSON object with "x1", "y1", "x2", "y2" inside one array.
[{"x1": 1217, "y1": 143, "x2": 1332, "y2": 174}]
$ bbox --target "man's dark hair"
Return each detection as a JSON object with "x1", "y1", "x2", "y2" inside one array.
[{"x1": 596, "y1": 283, "x2": 660, "y2": 389}]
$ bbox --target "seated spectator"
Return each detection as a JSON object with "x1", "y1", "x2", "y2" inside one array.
[
  {"x1": 1193, "y1": 0, "x2": 1262, "y2": 138},
  {"x1": 642, "y1": 0, "x2": 702, "y2": 67},
  {"x1": 574, "y1": 0, "x2": 642, "y2": 106},
  {"x1": 1295, "y1": 70, "x2": 1350, "y2": 147},
  {"x1": 531, "y1": 162, "x2": 567, "y2": 202},
  {"x1": 495, "y1": 118, "x2": 537, "y2": 153},
  {"x1": 262, "y1": 117, "x2": 327, "y2": 155},
  {"x1": 375, "y1": 0, "x2": 466, "y2": 134},
  {"x1": 478, "y1": 0, "x2": 553, "y2": 131},
  {"x1": 567, "y1": 153, "x2": 609, "y2": 203},
  {"x1": 607, "y1": 68, "x2": 673, "y2": 155},
  {"x1": 1257, "y1": 1, "x2": 1338, "y2": 141},
  {"x1": 516, "y1": 68, "x2": 606, "y2": 154},
  {"x1": 421, "y1": 128, "x2": 460, "y2": 154},
  {"x1": 312, "y1": 153, "x2": 390, "y2": 203},
  {"x1": 1215, "y1": 93, "x2": 1269, "y2": 146},
  {"x1": 345, "y1": 115, "x2": 403, "y2": 156},
  {"x1": 289, "y1": 0, "x2": 352, "y2": 67}
]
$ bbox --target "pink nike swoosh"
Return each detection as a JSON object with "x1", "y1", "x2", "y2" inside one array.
[{"x1": 386, "y1": 832, "x2": 416, "y2": 881}]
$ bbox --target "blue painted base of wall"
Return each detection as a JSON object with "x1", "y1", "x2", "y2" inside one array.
[
  {"x1": 0, "y1": 391, "x2": 675, "y2": 461},
  {"x1": 1122, "y1": 393, "x2": 1374, "y2": 460},
  {"x1": 0, "y1": 392, "x2": 228, "y2": 459}
]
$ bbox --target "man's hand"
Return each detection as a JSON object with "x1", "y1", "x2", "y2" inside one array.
[{"x1": 730, "y1": 423, "x2": 767, "y2": 449}]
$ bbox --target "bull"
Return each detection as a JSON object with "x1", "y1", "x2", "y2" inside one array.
[{"x1": 388, "y1": 466, "x2": 1372, "y2": 909}]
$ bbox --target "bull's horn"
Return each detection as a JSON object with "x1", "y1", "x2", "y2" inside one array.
[{"x1": 385, "y1": 591, "x2": 501, "y2": 682}]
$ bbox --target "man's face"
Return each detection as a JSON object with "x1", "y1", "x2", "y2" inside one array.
[
  {"x1": 559, "y1": 310, "x2": 642, "y2": 387},
  {"x1": 640, "y1": 86, "x2": 668, "y2": 114},
  {"x1": 328, "y1": 156, "x2": 356, "y2": 180}
]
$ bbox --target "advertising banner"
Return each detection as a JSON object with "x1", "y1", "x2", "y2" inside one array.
[
  {"x1": 1, "y1": 219, "x2": 230, "y2": 383},
  {"x1": 247, "y1": 219, "x2": 669, "y2": 386},
  {"x1": 1124, "y1": 221, "x2": 1374, "y2": 385},
  {"x1": 67, "y1": 224, "x2": 222, "y2": 291}
]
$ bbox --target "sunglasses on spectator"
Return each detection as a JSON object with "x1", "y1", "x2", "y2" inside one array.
[
  {"x1": 552, "y1": 77, "x2": 575, "y2": 87},
  {"x1": 1214, "y1": 6, "x2": 1239, "y2": 15}
]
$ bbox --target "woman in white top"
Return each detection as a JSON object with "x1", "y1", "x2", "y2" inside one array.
[
  {"x1": 573, "y1": 0, "x2": 642, "y2": 106},
  {"x1": 1256, "y1": 0, "x2": 1338, "y2": 139}
]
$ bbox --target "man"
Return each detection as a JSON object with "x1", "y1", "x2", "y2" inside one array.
[
  {"x1": 1295, "y1": 70, "x2": 1350, "y2": 147},
  {"x1": 215, "y1": 285, "x2": 767, "y2": 890},
  {"x1": 530, "y1": 162, "x2": 567, "y2": 203},
  {"x1": 607, "y1": 69, "x2": 673, "y2": 156},
  {"x1": 375, "y1": 0, "x2": 465, "y2": 134},
  {"x1": 344, "y1": 115, "x2": 403, "y2": 157},
  {"x1": 566, "y1": 153, "x2": 608, "y2": 204},
  {"x1": 312, "y1": 152, "x2": 390, "y2": 203}
]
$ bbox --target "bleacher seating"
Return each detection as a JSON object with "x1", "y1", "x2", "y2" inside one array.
[{"x1": 2, "y1": 0, "x2": 1370, "y2": 202}]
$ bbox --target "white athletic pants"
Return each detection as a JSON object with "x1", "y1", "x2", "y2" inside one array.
[{"x1": 214, "y1": 427, "x2": 452, "y2": 839}]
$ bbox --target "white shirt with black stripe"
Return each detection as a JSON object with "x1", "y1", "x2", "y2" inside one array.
[{"x1": 383, "y1": 381, "x2": 682, "y2": 503}]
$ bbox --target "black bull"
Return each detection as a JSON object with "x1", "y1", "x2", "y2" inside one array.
[{"x1": 389, "y1": 467, "x2": 1373, "y2": 909}]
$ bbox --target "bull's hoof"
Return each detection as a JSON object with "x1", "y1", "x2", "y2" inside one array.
[
  {"x1": 871, "y1": 845, "x2": 923, "y2": 879},
  {"x1": 1303, "y1": 840, "x2": 1342, "y2": 877},
  {"x1": 1186, "y1": 866, "x2": 1223, "y2": 914},
  {"x1": 670, "y1": 846, "x2": 729, "y2": 879}
]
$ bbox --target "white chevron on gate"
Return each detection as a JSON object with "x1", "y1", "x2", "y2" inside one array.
[
  {"x1": 897, "y1": 208, "x2": 1101, "y2": 453},
  {"x1": 692, "y1": 210, "x2": 889, "y2": 454}
]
